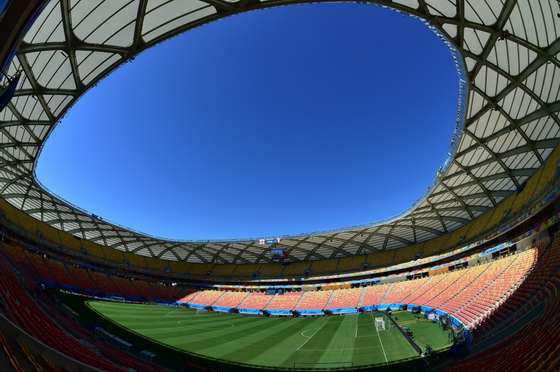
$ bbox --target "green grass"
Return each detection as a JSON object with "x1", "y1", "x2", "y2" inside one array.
[
  {"x1": 88, "y1": 301, "x2": 452, "y2": 370},
  {"x1": 390, "y1": 311, "x2": 453, "y2": 352}
]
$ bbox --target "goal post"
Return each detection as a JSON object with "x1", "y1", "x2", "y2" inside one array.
[{"x1": 375, "y1": 317, "x2": 386, "y2": 331}]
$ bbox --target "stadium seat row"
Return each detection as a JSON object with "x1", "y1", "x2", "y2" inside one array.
[
  {"x1": 180, "y1": 249, "x2": 537, "y2": 330},
  {"x1": 1, "y1": 242, "x2": 193, "y2": 302}
]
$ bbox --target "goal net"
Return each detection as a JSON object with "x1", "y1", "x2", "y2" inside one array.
[{"x1": 375, "y1": 317, "x2": 386, "y2": 331}]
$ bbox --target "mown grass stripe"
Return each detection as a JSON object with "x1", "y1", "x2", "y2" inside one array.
[
  {"x1": 286, "y1": 316, "x2": 346, "y2": 368},
  {"x1": 317, "y1": 315, "x2": 356, "y2": 366},
  {"x1": 143, "y1": 317, "x2": 264, "y2": 341},
  {"x1": 247, "y1": 317, "x2": 327, "y2": 366},
  {"x1": 169, "y1": 317, "x2": 284, "y2": 351},
  {"x1": 89, "y1": 301, "x2": 451, "y2": 369},
  {"x1": 121, "y1": 312, "x2": 257, "y2": 330},
  {"x1": 352, "y1": 313, "x2": 386, "y2": 366},
  {"x1": 205, "y1": 318, "x2": 310, "y2": 362}
]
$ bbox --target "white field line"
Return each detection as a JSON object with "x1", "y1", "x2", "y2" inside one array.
[
  {"x1": 296, "y1": 320, "x2": 328, "y2": 351},
  {"x1": 372, "y1": 313, "x2": 388, "y2": 364},
  {"x1": 300, "y1": 329, "x2": 318, "y2": 338}
]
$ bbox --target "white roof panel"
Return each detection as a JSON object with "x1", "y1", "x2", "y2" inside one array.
[{"x1": 0, "y1": 0, "x2": 557, "y2": 264}]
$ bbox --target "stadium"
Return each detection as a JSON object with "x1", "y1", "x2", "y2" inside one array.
[{"x1": 0, "y1": 0, "x2": 560, "y2": 371}]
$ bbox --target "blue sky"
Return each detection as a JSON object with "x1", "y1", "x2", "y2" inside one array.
[{"x1": 36, "y1": 3, "x2": 458, "y2": 240}]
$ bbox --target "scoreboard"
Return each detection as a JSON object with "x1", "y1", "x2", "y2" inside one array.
[
  {"x1": 270, "y1": 247, "x2": 285, "y2": 259},
  {"x1": 258, "y1": 238, "x2": 286, "y2": 260},
  {"x1": 258, "y1": 238, "x2": 280, "y2": 246}
]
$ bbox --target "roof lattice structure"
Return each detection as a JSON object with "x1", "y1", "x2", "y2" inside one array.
[{"x1": 0, "y1": 0, "x2": 559, "y2": 263}]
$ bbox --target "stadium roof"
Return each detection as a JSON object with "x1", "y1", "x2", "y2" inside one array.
[{"x1": 0, "y1": 0, "x2": 559, "y2": 264}]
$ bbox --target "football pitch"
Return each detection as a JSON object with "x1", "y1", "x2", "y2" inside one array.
[{"x1": 88, "y1": 301, "x2": 453, "y2": 370}]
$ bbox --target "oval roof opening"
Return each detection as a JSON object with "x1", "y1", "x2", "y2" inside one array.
[{"x1": 36, "y1": 3, "x2": 458, "y2": 240}]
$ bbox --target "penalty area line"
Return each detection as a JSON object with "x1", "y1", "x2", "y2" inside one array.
[{"x1": 371, "y1": 313, "x2": 388, "y2": 364}]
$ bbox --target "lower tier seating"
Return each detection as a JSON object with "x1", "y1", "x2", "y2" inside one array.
[
  {"x1": 238, "y1": 292, "x2": 271, "y2": 309},
  {"x1": 184, "y1": 247, "x2": 539, "y2": 332},
  {"x1": 296, "y1": 290, "x2": 332, "y2": 310},
  {"x1": 325, "y1": 287, "x2": 362, "y2": 309},
  {"x1": 266, "y1": 292, "x2": 302, "y2": 310},
  {"x1": 1, "y1": 242, "x2": 192, "y2": 302},
  {"x1": 212, "y1": 291, "x2": 248, "y2": 307},
  {"x1": 449, "y1": 234, "x2": 560, "y2": 371},
  {"x1": 0, "y1": 251, "x2": 153, "y2": 371},
  {"x1": 0, "y1": 223, "x2": 556, "y2": 371}
]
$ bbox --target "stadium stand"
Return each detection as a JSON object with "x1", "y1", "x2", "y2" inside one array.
[
  {"x1": 0, "y1": 202, "x2": 553, "y2": 371},
  {"x1": 325, "y1": 287, "x2": 362, "y2": 309},
  {"x1": 361, "y1": 284, "x2": 390, "y2": 306},
  {"x1": 0, "y1": 242, "x2": 193, "y2": 303},
  {"x1": 212, "y1": 291, "x2": 249, "y2": 308},
  {"x1": 266, "y1": 292, "x2": 302, "y2": 311},
  {"x1": 238, "y1": 292, "x2": 272, "y2": 310},
  {"x1": 0, "y1": 250, "x2": 146, "y2": 371},
  {"x1": 382, "y1": 277, "x2": 429, "y2": 304},
  {"x1": 0, "y1": 0, "x2": 558, "y2": 370},
  {"x1": 177, "y1": 291, "x2": 198, "y2": 304},
  {"x1": 180, "y1": 247, "x2": 541, "y2": 332},
  {"x1": 447, "y1": 250, "x2": 536, "y2": 329},
  {"x1": 403, "y1": 274, "x2": 447, "y2": 305},
  {"x1": 474, "y1": 240, "x2": 558, "y2": 337},
  {"x1": 0, "y1": 334, "x2": 27, "y2": 372},
  {"x1": 424, "y1": 266, "x2": 488, "y2": 310},
  {"x1": 187, "y1": 290, "x2": 224, "y2": 306},
  {"x1": 295, "y1": 290, "x2": 332, "y2": 310},
  {"x1": 449, "y1": 234, "x2": 560, "y2": 371}
]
